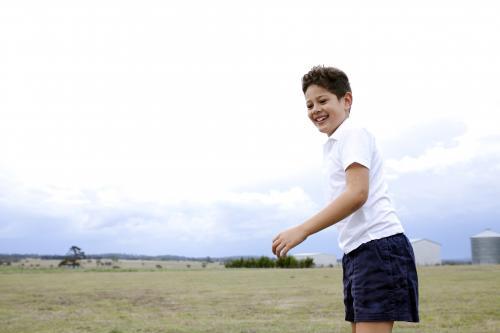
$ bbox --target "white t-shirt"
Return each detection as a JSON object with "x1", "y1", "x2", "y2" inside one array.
[{"x1": 323, "y1": 117, "x2": 404, "y2": 254}]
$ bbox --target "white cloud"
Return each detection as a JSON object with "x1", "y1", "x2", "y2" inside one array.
[
  {"x1": 385, "y1": 119, "x2": 500, "y2": 175},
  {"x1": 386, "y1": 135, "x2": 472, "y2": 174},
  {"x1": 1, "y1": 1, "x2": 499, "y2": 197},
  {"x1": 1, "y1": 1, "x2": 499, "y2": 257},
  {"x1": 0, "y1": 173, "x2": 318, "y2": 254}
]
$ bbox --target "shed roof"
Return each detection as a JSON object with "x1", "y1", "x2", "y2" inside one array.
[
  {"x1": 471, "y1": 229, "x2": 500, "y2": 238},
  {"x1": 410, "y1": 238, "x2": 441, "y2": 246},
  {"x1": 293, "y1": 252, "x2": 336, "y2": 257}
]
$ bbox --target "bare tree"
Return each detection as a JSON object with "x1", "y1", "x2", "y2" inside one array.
[{"x1": 58, "y1": 246, "x2": 86, "y2": 268}]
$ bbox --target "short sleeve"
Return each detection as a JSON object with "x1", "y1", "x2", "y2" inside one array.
[{"x1": 339, "y1": 128, "x2": 373, "y2": 171}]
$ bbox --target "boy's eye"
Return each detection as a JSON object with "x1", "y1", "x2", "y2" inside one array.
[
  {"x1": 306, "y1": 104, "x2": 313, "y2": 109},
  {"x1": 319, "y1": 99, "x2": 327, "y2": 104}
]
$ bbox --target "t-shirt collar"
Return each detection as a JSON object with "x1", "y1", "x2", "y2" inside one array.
[{"x1": 327, "y1": 117, "x2": 352, "y2": 142}]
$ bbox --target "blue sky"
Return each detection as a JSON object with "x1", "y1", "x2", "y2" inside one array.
[{"x1": 1, "y1": 1, "x2": 499, "y2": 259}]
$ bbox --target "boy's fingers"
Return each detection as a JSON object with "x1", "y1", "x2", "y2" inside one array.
[
  {"x1": 272, "y1": 240, "x2": 281, "y2": 255},
  {"x1": 275, "y1": 242, "x2": 287, "y2": 257},
  {"x1": 272, "y1": 242, "x2": 280, "y2": 256},
  {"x1": 272, "y1": 234, "x2": 284, "y2": 253},
  {"x1": 280, "y1": 246, "x2": 289, "y2": 258}
]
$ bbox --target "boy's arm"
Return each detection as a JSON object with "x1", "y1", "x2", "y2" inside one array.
[{"x1": 272, "y1": 163, "x2": 369, "y2": 258}]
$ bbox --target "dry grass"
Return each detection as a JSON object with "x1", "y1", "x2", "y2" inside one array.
[
  {"x1": 7, "y1": 258, "x2": 224, "y2": 270},
  {"x1": 0, "y1": 264, "x2": 498, "y2": 333}
]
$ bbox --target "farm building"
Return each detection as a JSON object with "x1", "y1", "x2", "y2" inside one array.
[
  {"x1": 471, "y1": 229, "x2": 500, "y2": 264},
  {"x1": 410, "y1": 239, "x2": 441, "y2": 265},
  {"x1": 293, "y1": 253, "x2": 337, "y2": 267}
]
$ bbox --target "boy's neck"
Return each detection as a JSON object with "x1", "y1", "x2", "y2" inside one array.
[{"x1": 327, "y1": 116, "x2": 350, "y2": 138}]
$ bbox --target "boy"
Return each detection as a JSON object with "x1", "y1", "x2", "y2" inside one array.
[{"x1": 272, "y1": 66, "x2": 419, "y2": 333}]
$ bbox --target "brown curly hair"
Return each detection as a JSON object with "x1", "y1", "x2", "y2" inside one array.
[{"x1": 301, "y1": 66, "x2": 351, "y2": 99}]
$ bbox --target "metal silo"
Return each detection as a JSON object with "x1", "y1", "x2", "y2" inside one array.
[{"x1": 470, "y1": 229, "x2": 500, "y2": 264}]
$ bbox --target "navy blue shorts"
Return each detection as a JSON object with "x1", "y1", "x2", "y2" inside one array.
[{"x1": 342, "y1": 233, "x2": 419, "y2": 323}]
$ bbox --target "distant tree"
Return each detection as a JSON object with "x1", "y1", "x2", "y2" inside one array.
[
  {"x1": 225, "y1": 257, "x2": 245, "y2": 268},
  {"x1": 276, "y1": 256, "x2": 298, "y2": 268},
  {"x1": 244, "y1": 258, "x2": 257, "y2": 268},
  {"x1": 300, "y1": 257, "x2": 314, "y2": 268},
  {"x1": 225, "y1": 256, "x2": 313, "y2": 269},
  {"x1": 257, "y1": 256, "x2": 275, "y2": 268},
  {"x1": 58, "y1": 246, "x2": 86, "y2": 268}
]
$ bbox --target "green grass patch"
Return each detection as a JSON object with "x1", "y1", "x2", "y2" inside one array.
[{"x1": 0, "y1": 265, "x2": 498, "y2": 332}]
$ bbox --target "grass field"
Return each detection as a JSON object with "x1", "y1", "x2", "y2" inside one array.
[{"x1": 0, "y1": 263, "x2": 498, "y2": 333}]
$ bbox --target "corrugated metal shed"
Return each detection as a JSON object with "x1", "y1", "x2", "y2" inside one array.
[
  {"x1": 410, "y1": 238, "x2": 441, "y2": 265},
  {"x1": 471, "y1": 229, "x2": 500, "y2": 264}
]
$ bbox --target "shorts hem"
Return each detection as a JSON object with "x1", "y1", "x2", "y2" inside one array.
[{"x1": 346, "y1": 314, "x2": 419, "y2": 323}]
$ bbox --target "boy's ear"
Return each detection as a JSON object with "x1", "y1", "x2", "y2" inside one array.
[{"x1": 343, "y1": 92, "x2": 353, "y2": 111}]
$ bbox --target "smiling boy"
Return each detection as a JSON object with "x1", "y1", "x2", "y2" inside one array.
[{"x1": 272, "y1": 66, "x2": 419, "y2": 333}]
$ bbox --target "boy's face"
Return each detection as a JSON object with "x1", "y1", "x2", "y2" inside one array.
[{"x1": 305, "y1": 84, "x2": 352, "y2": 136}]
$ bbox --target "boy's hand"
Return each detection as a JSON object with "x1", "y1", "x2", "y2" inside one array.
[{"x1": 272, "y1": 226, "x2": 308, "y2": 258}]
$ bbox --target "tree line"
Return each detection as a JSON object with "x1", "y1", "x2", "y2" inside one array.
[
  {"x1": 224, "y1": 256, "x2": 314, "y2": 268},
  {"x1": 0, "y1": 253, "x2": 216, "y2": 262}
]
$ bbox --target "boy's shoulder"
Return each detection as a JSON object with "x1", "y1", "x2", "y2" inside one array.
[{"x1": 334, "y1": 118, "x2": 374, "y2": 143}]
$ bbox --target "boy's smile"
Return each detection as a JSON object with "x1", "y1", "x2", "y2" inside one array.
[{"x1": 305, "y1": 84, "x2": 352, "y2": 136}]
